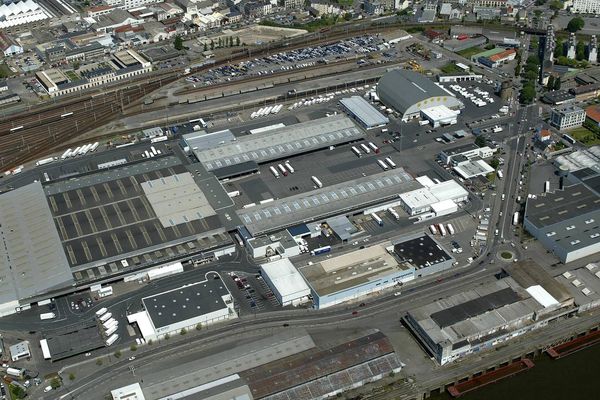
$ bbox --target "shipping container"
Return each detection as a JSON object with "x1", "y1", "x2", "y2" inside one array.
[
  {"x1": 311, "y1": 176, "x2": 323, "y2": 188},
  {"x1": 269, "y1": 166, "x2": 280, "y2": 178},
  {"x1": 377, "y1": 159, "x2": 389, "y2": 170},
  {"x1": 429, "y1": 224, "x2": 438, "y2": 235},
  {"x1": 372, "y1": 213, "x2": 383, "y2": 226},
  {"x1": 351, "y1": 146, "x2": 362, "y2": 157}
]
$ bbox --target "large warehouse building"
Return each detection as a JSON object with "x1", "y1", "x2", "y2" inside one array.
[
  {"x1": 298, "y1": 244, "x2": 415, "y2": 309},
  {"x1": 127, "y1": 273, "x2": 236, "y2": 341},
  {"x1": 260, "y1": 258, "x2": 311, "y2": 306},
  {"x1": 377, "y1": 69, "x2": 463, "y2": 122},
  {"x1": 524, "y1": 184, "x2": 600, "y2": 263}
]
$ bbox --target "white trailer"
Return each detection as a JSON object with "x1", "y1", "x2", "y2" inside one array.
[
  {"x1": 105, "y1": 334, "x2": 119, "y2": 346},
  {"x1": 384, "y1": 157, "x2": 397, "y2": 169},
  {"x1": 95, "y1": 308, "x2": 108, "y2": 317},
  {"x1": 277, "y1": 163, "x2": 288, "y2": 176},
  {"x1": 269, "y1": 166, "x2": 280, "y2": 178},
  {"x1": 36, "y1": 157, "x2": 55, "y2": 166},
  {"x1": 284, "y1": 161, "x2": 295, "y2": 174},
  {"x1": 429, "y1": 224, "x2": 438, "y2": 235},
  {"x1": 360, "y1": 143, "x2": 371, "y2": 154},
  {"x1": 372, "y1": 213, "x2": 383, "y2": 226},
  {"x1": 377, "y1": 159, "x2": 389, "y2": 170},
  {"x1": 60, "y1": 148, "x2": 73, "y2": 160},
  {"x1": 497, "y1": 170, "x2": 504, "y2": 179},
  {"x1": 311, "y1": 176, "x2": 323, "y2": 188},
  {"x1": 446, "y1": 223, "x2": 455, "y2": 235},
  {"x1": 103, "y1": 318, "x2": 118, "y2": 330},
  {"x1": 90, "y1": 142, "x2": 99, "y2": 152},
  {"x1": 438, "y1": 223, "x2": 447, "y2": 237},
  {"x1": 144, "y1": 150, "x2": 151, "y2": 158},
  {"x1": 98, "y1": 312, "x2": 112, "y2": 323},
  {"x1": 227, "y1": 190, "x2": 241, "y2": 198},
  {"x1": 368, "y1": 142, "x2": 380, "y2": 153},
  {"x1": 71, "y1": 146, "x2": 81, "y2": 157},
  {"x1": 388, "y1": 208, "x2": 400, "y2": 220},
  {"x1": 151, "y1": 146, "x2": 158, "y2": 156},
  {"x1": 40, "y1": 312, "x2": 56, "y2": 320},
  {"x1": 351, "y1": 146, "x2": 362, "y2": 157},
  {"x1": 513, "y1": 211, "x2": 519, "y2": 226},
  {"x1": 104, "y1": 325, "x2": 118, "y2": 337}
]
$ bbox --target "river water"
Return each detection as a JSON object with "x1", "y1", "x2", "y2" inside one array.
[{"x1": 429, "y1": 344, "x2": 600, "y2": 400}]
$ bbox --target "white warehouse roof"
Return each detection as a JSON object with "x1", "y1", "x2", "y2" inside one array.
[
  {"x1": 400, "y1": 180, "x2": 468, "y2": 211},
  {"x1": 526, "y1": 285, "x2": 559, "y2": 308},
  {"x1": 421, "y1": 105, "x2": 459, "y2": 122},
  {"x1": 261, "y1": 259, "x2": 310, "y2": 305}
]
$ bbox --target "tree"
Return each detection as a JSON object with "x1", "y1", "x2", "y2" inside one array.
[
  {"x1": 96, "y1": 358, "x2": 103, "y2": 366},
  {"x1": 576, "y1": 41, "x2": 585, "y2": 61},
  {"x1": 547, "y1": 75, "x2": 555, "y2": 89},
  {"x1": 210, "y1": 40, "x2": 215, "y2": 50},
  {"x1": 554, "y1": 76, "x2": 561, "y2": 90},
  {"x1": 10, "y1": 384, "x2": 26, "y2": 399},
  {"x1": 554, "y1": 39, "x2": 564, "y2": 57},
  {"x1": 50, "y1": 378, "x2": 61, "y2": 389},
  {"x1": 519, "y1": 84, "x2": 536, "y2": 104},
  {"x1": 180, "y1": 328, "x2": 187, "y2": 335},
  {"x1": 343, "y1": 12, "x2": 352, "y2": 20},
  {"x1": 196, "y1": 323, "x2": 202, "y2": 331},
  {"x1": 174, "y1": 35, "x2": 184, "y2": 51},
  {"x1": 130, "y1": 344, "x2": 137, "y2": 351},
  {"x1": 235, "y1": 36, "x2": 240, "y2": 46},
  {"x1": 523, "y1": 70, "x2": 538, "y2": 81},
  {"x1": 164, "y1": 333, "x2": 170, "y2": 340},
  {"x1": 549, "y1": 0, "x2": 563, "y2": 10},
  {"x1": 475, "y1": 136, "x2": 487, "y2": 147},
  {"x1": 69, "y1": 373, "x2": 76, "y2": 381},
  {"x1": 114, "y1": 350, "x2": 122, "y2": 358},
  {"x1": 526, "y1": 55, "x2": 540, "y2": 66},
  {"x1": 203, "y1": 42, "x2": 208, "y2": 52},
  {"x1": 490, "y1": 158, "x2": 500, "y2": 170},
  {"x1": 229, "y1": 36, "x2": 234, "y2": 47},
  {"x1": 567, "y1": 17, "x2": 584, "y2": 33}
]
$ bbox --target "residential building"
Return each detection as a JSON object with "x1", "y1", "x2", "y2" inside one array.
[
  {"x1": 280, "y1": 0, "x2": 304, "y2": 9},
  {"x1": 365, "y1": 0, "x2": 384, "y2": 14},
  {"x1": 570, "y1": 83, "x2": 600, "y2": 101},
  {"x1": 550, "y1": 105, "x2": 586, "y2": 130},
  {"x1": 309, "y1": 0, "x2": 341, "y2": 15},
  {"x1": 569, "y1": 0, "x2": 600, "y2": 14},
  {"x1": 242, "y1": 0, "x2": 272, "y2": 16}
]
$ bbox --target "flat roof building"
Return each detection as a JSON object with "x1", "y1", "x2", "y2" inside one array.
[
  {"x1": 556, "y1": 263, "x2": 600, "y2": 313},
  {"x1": 339, "y1": 96, "x2": 389, "y2": 129},
  {"x1": 194, "y1": 115, "x2": 363, "y2": 174},
  {"x1": 420, "y1": 105, "x2": 459, "y2": 128},
  {"x1": 404, "y1": 263, "x2": 572, "y2": 365},
  {"x1": 453, "y1": 159, "x2": 495, "y2": 179},
  {"x1": 237, "y1": 168, "x2": 421, "y2": 236},
  {"x1": 111, "y1": 383, "x2": 145, "y2": 400},
  {"x1": 392, "y1": 233, "x2": 455, "y2": 277},
  {"x1": 9, "y1": 341, "x2": 30, "y2": 362},
  {"x1": 377, "y1": 69, "x2": 463, "y2": 122},
  {"x1": 439, "y1": 144, "x2": 496, "y2": 165},
  {"x1": 298, "y1": 244, "x2": 415, "y2": 309},
  {"x1": 128, "y1": 273, "x2": 236, "y2": 341},
  {"x1": 550, "y1": 105, "x2": 586, "y2": 131},
  {"x1": 399, "y1": 179, "x2": 468, "y2": 216},
  {"x1": 260, "y1": 258, "x2": 311, "y2": 306},
  {"x1": 524, "y1": 184, "x2": 600, "y2": 263}
]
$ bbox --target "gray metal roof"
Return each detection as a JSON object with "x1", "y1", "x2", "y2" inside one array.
[
  {"x1": 194, "y1": 115, "x2": 363, "y2": 171},
  {"x1": 339, "y1": 96, "x2": 389, "y2": 128},
  {"x1": 0, "y1": 182, "x2": 73, "y2": 309},
  {"x1": 184, "y1": 129, "x2": 236, "y2": 152},
  {"x1": 377, "y1": 69, "x2": 456, "y2": 114},
  {"x1": 237, "y1": 168, "x2": 421, "y2": 236}
]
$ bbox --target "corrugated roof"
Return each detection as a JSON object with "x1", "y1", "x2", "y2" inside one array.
[{"x1": 339, "y1": 96, "x2": 389, "y2": 128}]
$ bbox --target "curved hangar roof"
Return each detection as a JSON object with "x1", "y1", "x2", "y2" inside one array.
[{"x1": 377, "y1": 69, "x2": 462, "y2": 119}]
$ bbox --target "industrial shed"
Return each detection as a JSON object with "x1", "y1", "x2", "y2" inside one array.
[
  {"x1": 339, "y1": 96, "x2": 389, "y2": 129},
  {"x1": 377, "y1": 69, "x2": 463, "y2": 122},
  {"x1": 260, "y1": 258, "x2": 311, "y2": 306}
]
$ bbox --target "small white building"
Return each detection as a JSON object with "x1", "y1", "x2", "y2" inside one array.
[
  {"x1": 453, "y1": 159, "x2": 495, "y2": 179},
  {"x1": 111, "y1": 383, "x2": 146, "y2": 400},
  {"x1": 439, "y1": 144, "x2": 496, "y2": 165},
  {"x1": 246, "y1": 230, "x2": 300, "y2": 259},
  {"x1": 399, "y1": 179, "x2": 468, "y2": 216},
  {"x1": 260, "y1": 258, "x2": 311, "y2": 306},
  {"x1": 9, "y1": 341, "x2": 30, "y2": 362},
  {"x1": 420, "y1": 105, "x2": 459, "y2": 128}
]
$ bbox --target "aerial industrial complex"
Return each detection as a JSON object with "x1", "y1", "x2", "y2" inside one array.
[{"x1": 2, "y1": 4, "x2": 600, "y2": 398}]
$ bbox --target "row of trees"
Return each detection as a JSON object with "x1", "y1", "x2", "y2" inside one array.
[{"x1": 519, "y1": 54, "x2": 540, "y2": 104}]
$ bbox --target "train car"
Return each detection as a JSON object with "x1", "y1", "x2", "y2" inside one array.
[
  {"x1": 360, "y1": 143, "x2": 371, "y2": 154},
  {"x1": 385, "y1": 157, "x2": 396, "y2": 169},
  {"x1": 351, "y1": 146, "x2": 362, "y2": 157},
  {"x1": 377, "y1": 159, "x2": 389, "y2": 170},
  {"x1": 311, "y1": 176, "x2": 323, "y2": 188}
]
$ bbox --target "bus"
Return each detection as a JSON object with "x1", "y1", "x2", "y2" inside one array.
[{"x1": 562, "y1": 134, "x2": 576, "y2": 144}]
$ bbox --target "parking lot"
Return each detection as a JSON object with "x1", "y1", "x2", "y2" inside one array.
[
  {"x1": 185, "y1": 36, "x2": 388, "y2": 87},
  {"x1": 225, "y1": 271, "x2": 280, "y2": 314}
]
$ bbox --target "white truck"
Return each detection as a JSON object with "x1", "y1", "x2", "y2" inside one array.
[{"x1": 40, "y1": 312, "x2": 56, "y2": 320}]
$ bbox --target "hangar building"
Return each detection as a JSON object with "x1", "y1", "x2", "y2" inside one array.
[{"x1": 377, "y1": 69, "x2": 463, "y2": 122}]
